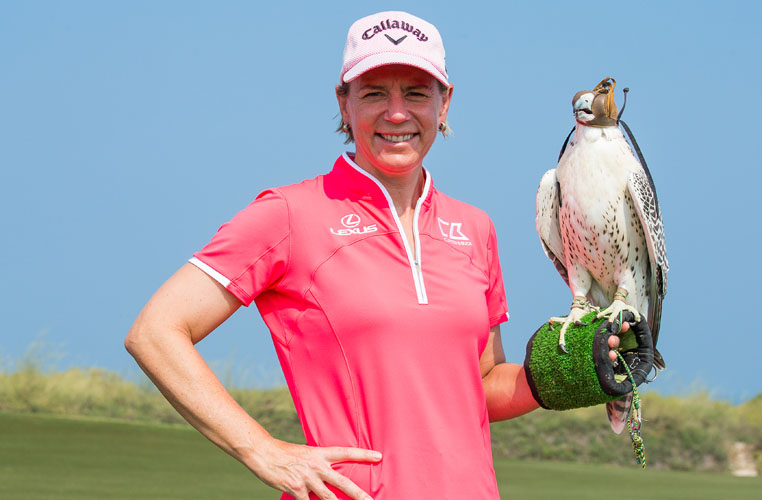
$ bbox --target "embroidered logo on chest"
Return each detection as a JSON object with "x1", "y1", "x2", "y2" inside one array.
[
  {"x1": 330, "y1": 213, "x2": 378, "y2": 236},
  {"x1": 438, "y1": 217, "x2": 472, "y2": 246}
]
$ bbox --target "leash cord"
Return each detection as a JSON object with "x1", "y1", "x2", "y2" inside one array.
[{"x1": 615, "y1": 349, "x2": 647, "y2": 468}]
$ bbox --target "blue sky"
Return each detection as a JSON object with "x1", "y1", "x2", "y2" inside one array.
[{"x1": 1, "y1": 1, "x2": 760, "y2": 402}]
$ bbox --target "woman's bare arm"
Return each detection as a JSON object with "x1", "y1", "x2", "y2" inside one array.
[
  {"x1": 125, "y1": 263, "x2": 381, "y2": 500},
  {"x1": 480, "y1": 325, "x2": 541, "y2": 422}
]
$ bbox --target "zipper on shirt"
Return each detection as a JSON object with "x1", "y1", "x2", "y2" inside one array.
[
  {"x1": 409, "y1": 186, "x2": 428, "y2": 304},
  {"x1": 345, "y1": 155, "x2": 430, "y2": 305}
]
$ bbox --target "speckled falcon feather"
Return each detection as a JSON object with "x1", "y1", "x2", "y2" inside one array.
[
  {"x1": 536, "y1": 170, "x2": 568, "y2": 287},
  {"x1": 627, "y1": 169, "x2": 668, "y2": 368}
]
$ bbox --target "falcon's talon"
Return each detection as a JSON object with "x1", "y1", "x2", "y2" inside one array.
[
  {"x1": 596, "y1": 300, "x2": 642, "y2": 326},
  {"x1": 548, "y1": 303, "x2": 593, "y2": 355},
  {"x1": 558, "y1": 322, "x2": 571, "y2": 354}
]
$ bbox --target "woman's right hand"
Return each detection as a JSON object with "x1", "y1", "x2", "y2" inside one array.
[{"x1": 250, "y1": 439, "x2": 382, "y2": 500}]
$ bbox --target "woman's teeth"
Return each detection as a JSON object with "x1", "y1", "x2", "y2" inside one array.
[{"x1": 380, "y1": 133, "x2": 414, "y2": 143}]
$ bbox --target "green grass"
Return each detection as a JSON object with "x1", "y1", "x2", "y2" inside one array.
[
  {"x1": 1, "y1": 412, "x2": 760, "y2": 500},
  {"x1": 0, "y1": 412, "x2": 275, "y2": 500},
  {"x1": 493, "y1": 459, "x2": 761, "y2": 499}
]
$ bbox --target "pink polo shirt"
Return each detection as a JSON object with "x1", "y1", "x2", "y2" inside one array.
[{"x1": 191, "y1": 153, "x2": 508, "y2": 499}]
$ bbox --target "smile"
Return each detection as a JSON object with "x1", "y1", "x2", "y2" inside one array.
[{"x1": 378, "y1": 133, "x2": 416, "y2": 143}]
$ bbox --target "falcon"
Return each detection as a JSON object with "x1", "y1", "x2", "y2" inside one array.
[{"x1": 535, "y1": 77, "x2": 668, "y2": 432}]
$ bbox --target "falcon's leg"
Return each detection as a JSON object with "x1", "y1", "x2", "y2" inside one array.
[
  {"x1": 596, "y1": 288, "x2": 641, "y2": 331},
  {"x1": 549, "y1": 296, "x2": 598, "y2": 353}
]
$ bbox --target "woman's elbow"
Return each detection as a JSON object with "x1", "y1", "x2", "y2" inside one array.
[
  {"x1": 124, "y1": 321, "x2": 146, "y2": 358},
  {"x1": 124, "y1": 314, "x2": 159, "y2": 360}
]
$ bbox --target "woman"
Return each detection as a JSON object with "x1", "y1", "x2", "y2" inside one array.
[{"x1": 126, "y1": 11, "x2": 619, "y2": 500}]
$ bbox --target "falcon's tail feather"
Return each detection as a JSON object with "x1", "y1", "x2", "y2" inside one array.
[
  {"x1": 653, "y1": 348, "x2": 666, "y2": 371},
  {"x1": 606, "y1": 392, "x2": 633, "y2": 434},
  {"x1": 648, "y1": 284, "x2": 666, "y2": 370}
]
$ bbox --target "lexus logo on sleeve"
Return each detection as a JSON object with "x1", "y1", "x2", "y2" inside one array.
[{"x1": 331, "y1": 214, "x2": 378, "y2": 236}]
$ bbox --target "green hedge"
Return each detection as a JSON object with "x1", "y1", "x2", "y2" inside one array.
[
  {"x1": 489, "y1": 393, "x2": 762, "y2": 471},
  {"x1": 1, "y1": 364, "x2": 759, "y2": 472}
]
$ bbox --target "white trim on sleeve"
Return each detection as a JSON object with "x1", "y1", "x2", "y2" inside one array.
[{"x1": 188, "y1": 257, "x2": 231, "y2": 287}]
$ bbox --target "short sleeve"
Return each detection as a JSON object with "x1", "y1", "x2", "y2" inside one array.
[
  {"x1": 486, "y1": 219, "x2": 509, "y2": 327},
  {"x1": 190, "y1": 190, "x2": 290, "y2": 306}
]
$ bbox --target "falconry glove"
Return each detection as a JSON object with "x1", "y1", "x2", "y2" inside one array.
[{"x1": 524, "y1": 311, "x2": 654, "y2": 411}]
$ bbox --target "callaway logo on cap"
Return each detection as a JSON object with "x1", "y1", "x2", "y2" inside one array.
[{"x1": 340, "y1": 11, "x2": 448, "y2": 85}]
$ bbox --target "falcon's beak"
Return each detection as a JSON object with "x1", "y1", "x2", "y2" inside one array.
[{"x1": 574, "y1": 93, "x2": 595, "y2": 120}]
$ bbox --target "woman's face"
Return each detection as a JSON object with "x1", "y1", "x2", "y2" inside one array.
[{"x1": 338, "y1": 65, "x2": 452, "y2": 179}]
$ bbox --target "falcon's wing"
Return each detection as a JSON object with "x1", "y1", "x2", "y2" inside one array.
[
  {"x1": 627, "y1": 169, "x2": 669, "y2": 366},
  {"x1": 536, "y1": 169, "x2": 569, "y2": 287}
]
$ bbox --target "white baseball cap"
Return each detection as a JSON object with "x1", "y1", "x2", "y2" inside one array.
[{"x1": 340, "y1": 11, "x2": 448, "y2": 85}]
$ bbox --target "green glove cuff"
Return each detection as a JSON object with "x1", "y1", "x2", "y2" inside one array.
[{"x1": 523, "y1": 311, "x2": 654, "y2": 411}]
